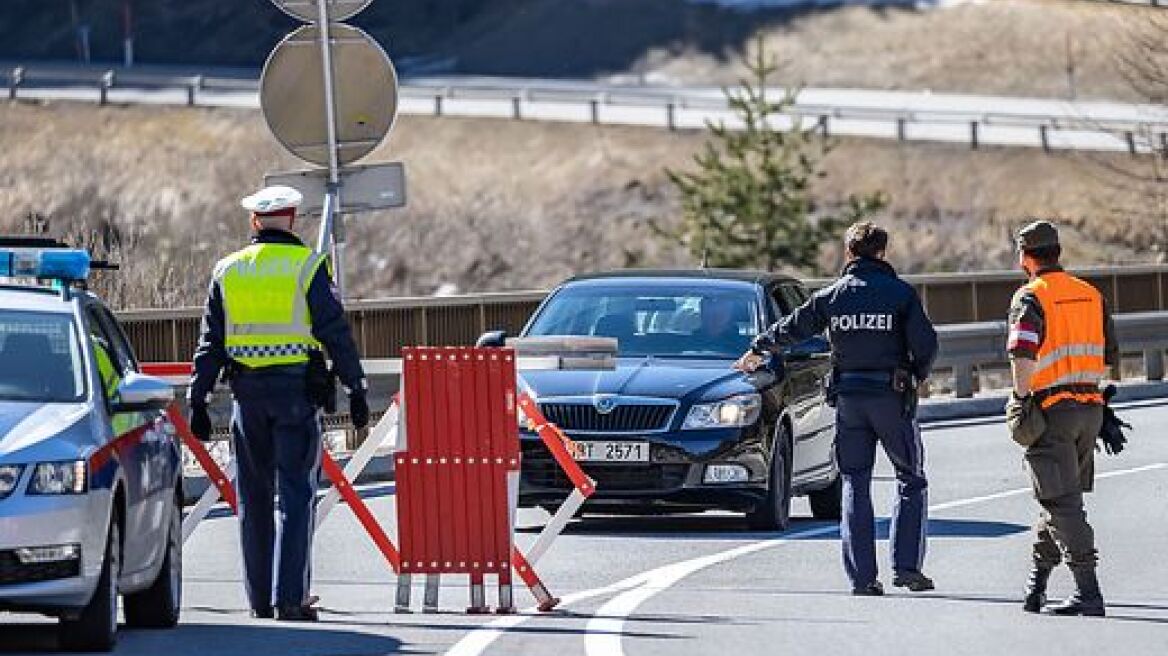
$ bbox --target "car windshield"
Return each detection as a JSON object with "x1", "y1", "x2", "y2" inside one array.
[
  {"x1": 0, "y1": 310, "x2": 86, "y2": 403},
  {"x1": 526, "y1": 284, "x2": 760, "y2": 358}
]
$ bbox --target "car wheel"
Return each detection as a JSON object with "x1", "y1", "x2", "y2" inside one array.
[
  {"x1": 808, "y1": 474, "x2": 843, "y2": 520},
  {"x1": 746, "y1": 423, "x2": 793, "y2": 531},
  {"x1": 60, "y1": 512, "x2": 120, "y2": 652},
  {"x1": 125, "y1": 490, "x2": 182, "y2": 628}
]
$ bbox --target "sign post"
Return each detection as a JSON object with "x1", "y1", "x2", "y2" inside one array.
[{"x1": 260, "y1": 0, "x2": 402, "y2": 297}]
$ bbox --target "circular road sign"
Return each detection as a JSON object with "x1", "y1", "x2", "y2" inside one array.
[
  {"x1": 260, "y1": 23, "x2": 399, "y2": 167},
  {"x1": 272, "y1": 0, "x2": 373, "y2": 23}
]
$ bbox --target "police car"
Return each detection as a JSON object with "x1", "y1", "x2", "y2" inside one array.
[{"x1": 0, "y1": 239, "x2": 182, "y2": 651}]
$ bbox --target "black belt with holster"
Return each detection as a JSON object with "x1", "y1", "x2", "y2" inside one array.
[
  {"x1": 830, "y1": 368, "x2": 918, "y2": 417},
  {"x1": 224, "y1": 355, "x2": 337, "y2": 414}
]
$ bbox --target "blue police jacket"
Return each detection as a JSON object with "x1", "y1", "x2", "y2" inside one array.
[
  {"x1": 189, "y1": 229, "x2": 366, "y2": 405},
  {"x1": 753, "y1": 257, "x2": 938, "y2": 382}
]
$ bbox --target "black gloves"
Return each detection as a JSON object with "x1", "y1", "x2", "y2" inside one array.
[
  {"x1": 349, "y1": 392, "x2": 370, "y2": 430},
  {"x1": 1097, "y1": 385, "x2": 1130, "y2": 456},
  {"x1": 189, "y1": 403, "x2": 213, "y2": 442}
]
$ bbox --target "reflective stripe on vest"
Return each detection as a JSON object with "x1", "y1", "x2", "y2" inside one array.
[
  {"x1": 1024, "y1": 271, "x2": 1106, "y2": 409},
  {"x1": 214, "y1": 243, "x2": 327, "y2": 368}
]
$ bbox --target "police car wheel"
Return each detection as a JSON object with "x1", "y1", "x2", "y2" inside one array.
[
  {"x1": 746, "y1": 423, "x2": 793, "y2": 531},
  {"x1": 124, "y1": 489, "x2": 183, "y2": 628},
  {"x1": 60, "y1": 513, "x2": 120, "y2": 652}
]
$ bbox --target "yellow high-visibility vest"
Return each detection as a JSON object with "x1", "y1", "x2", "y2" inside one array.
[{"x1": 214, "y1": 243, "x2": 327, "y2": 368}]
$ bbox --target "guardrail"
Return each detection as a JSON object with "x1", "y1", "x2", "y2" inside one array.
[
  {"x1": 7, "y1": 65, "x2": 1168, "y2": 154},
  {"x1": 115, "y1": 264, "x2": 1168, "y2": 363},
  {"x1": 937, "y1": 311, "x2": 1167, "y2": 397},
  {"x1": 164, "y1": 312, "x2": 1168, "y2": 458}
]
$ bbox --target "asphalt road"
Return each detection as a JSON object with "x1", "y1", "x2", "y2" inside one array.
[{"x1": 2, "y1": 400, "x2": 1167, "y2": 655}]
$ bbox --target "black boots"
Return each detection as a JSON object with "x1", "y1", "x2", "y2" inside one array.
[
  {"x1": 1023, "y1": 565, "x2": 1052, "y2": 613},
  {"x1": 893, "y1": 570, "x2": 936, "y2": 592},
  {"x1": 1048, "y1": 567, "x2": 1106, "y2": 617}
]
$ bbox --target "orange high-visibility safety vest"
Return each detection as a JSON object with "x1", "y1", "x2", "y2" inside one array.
[{"x1": 1024, "y1": 271, "x2": 1107, "y2": 409}]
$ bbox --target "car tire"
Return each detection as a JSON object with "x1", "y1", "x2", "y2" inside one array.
[
  {"x1": 125, "y1": 490, "x2": 182, "y2": 628},
  {"x1": 60, "y1": 513, "x2": 120, "y2": 652},
  {"x1": 746, "y1": 423, "x2": 793, "y2": 531},
  {"x1": 808, "y1": 474, "x2": 843, "y2": 520}
]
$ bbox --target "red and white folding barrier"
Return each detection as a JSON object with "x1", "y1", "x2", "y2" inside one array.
[{"x1": 143, "y1": 352, "x2": 596, "y2": 613}]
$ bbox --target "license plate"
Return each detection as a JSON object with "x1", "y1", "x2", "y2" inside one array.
[{"x1": 569, "y1": 441, "x2": 649, "y2": 462}]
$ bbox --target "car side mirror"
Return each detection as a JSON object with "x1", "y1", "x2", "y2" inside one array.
[
  {"x1": 783, "y1": 335, "x2": 830, "y2": 362},
  {"x1": 112, "y1": 373, "x2": 175, "y2": 414},
  {"x1": 476, "y1": 330, "x2": 508, "y2": 348}
]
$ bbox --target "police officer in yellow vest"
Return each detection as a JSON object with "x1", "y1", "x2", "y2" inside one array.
[
  {"x1": 1007, "y1": 220, "x2": 1117, "y2": 617},
  {"x1": 188, "y1": 186, "x2": 369, "y2": 622}
]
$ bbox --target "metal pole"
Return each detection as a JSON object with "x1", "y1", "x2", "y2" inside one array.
[{"x1": 316, "y1": 0, "x2": 346, "y2": 295}]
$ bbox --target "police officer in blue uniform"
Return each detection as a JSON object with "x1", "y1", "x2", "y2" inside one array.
[
  {"x1": 188, "y1": 186, "x2": 370, "y2": 621},
  {"x1": 736, "y1": 222, "x2": 938, "y2": 595}
]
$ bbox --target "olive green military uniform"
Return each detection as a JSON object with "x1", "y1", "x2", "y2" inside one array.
[{"x1": 1008, "y1": 220, "x2": 1118, "y2": 616}]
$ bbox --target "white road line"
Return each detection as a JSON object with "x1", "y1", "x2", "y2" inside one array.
[
  {"x1": 443, "y1": 461, "x2": 1167, "y2": 656},
  {"x1": 583, "y1": 462, "x2": 1168, "y2": 656}
]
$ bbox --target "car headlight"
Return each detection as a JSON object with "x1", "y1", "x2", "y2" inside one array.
[
  {"x1": 683, "y1": 394, "x2": 762, "y2": 429},
  {"x1": 0, "y1": 464, "x2": 23, "y2": 499},
  {"x1": 27, "y1": 460, "x2": 87, "y2": 495}
]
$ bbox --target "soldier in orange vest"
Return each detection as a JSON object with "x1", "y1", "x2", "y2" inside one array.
[{"x1": 1007, "y1": 220, "x2": 1118, "y2": 617}]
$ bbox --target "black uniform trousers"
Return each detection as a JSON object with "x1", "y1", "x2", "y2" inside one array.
[
  {"x1": 1025, "y1": 404, "x2": 1102, "y2": 571},
  {"x1": 835, "y1": 390, "x2": 929, "y2": 587},
  {"x1": 230, "y1": 368, "x2": 322, "y2": 610}
]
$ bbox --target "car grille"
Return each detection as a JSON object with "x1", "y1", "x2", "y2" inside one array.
[
  {"x1": 539, "y1": 402, "x2": 675, "y2": 433},
  {"x1": 0, "y1": 550, "x2": 80, "y2": 585},
  {"x1": 521, "y1": 446, "x2": 687, "y2": 493}
]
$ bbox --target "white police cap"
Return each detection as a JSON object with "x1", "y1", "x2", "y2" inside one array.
[{"x1": 241, "y1": 185, "x2": 303, "y2": 214}]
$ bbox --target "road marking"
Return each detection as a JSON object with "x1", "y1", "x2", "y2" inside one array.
[
  {"x1": 443, "y1": 461, "x2": 1166, "y2": 656},
  {"x1": 583, "y1": 462, "x2": 1167, "y2": 656}
]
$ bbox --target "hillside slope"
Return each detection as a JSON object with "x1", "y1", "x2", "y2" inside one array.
[{"x1": 0, "y1": 100, "x2": 1160, "y2": 309}]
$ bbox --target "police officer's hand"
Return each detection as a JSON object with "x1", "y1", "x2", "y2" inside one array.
[
  {"x1": 734, "y1": 351, "x2": 766, "y2": 373},
  {"x1": 349, "y1": 393, "x2": 370, "y2": 430},
  {"x1": 189, "y1": 403, "x2": 213, "y2": 442}
]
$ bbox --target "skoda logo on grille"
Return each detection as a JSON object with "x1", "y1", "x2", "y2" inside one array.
[{"x1": 593, "y1": 395, "x2": 619, "y2": 415}]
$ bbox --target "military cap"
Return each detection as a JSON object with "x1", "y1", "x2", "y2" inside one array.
[
  {"x1": 1016, "y1": 220, "x2": 1060, "y2": 251},
  {"x1": 241, "y1": 185, "x2": 303, "y2": 214}
]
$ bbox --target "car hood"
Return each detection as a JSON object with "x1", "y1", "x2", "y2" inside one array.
[
  {"x1": 0, "y1": 401, "x2": 93, "y2": 461},
  {"x1": 520, "y1": 357, "x2": 768, "y2": 404}
]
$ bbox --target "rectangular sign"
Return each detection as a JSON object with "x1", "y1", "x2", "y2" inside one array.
[{"x1": 264, "y1": 162, "x2": 407, "y2": 216}]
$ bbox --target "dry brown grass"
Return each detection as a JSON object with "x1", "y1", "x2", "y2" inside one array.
[
  {"x1": 0, "y1": 99, "x2": 1161, "y2": 309},
  {"x1": 633, "y1": 0, "x2": 1143, "y2": 101}
]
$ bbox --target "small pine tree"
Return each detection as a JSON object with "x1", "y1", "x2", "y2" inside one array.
[{"x1": 664, "y1": 37, "x2": 886, "y2": 273}]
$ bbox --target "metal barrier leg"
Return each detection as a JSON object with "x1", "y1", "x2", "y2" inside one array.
[
  {"x1": 526, "y1": 488, "x2": 585, "y2": 566},
  {"x1": 181, "y1": 460, "x2": 236, "y2": 544},
  {"x1": 424, "y1": 574, "x2": 441, "y2": 613},
  {"x1": 497, "y1": 570, "x2": 516, "y2": 615},
  {"x1": 512, "y1": 550, "x2": 560, "y2": 612},
  {"x1": 468, "y1": 574, "x2": 489, "y2": 614},
  {"x1": 394, "y1": 574, "x2": 413, "y2": 614},
  {"x1": 315, "y1": 401, "x2": 400, "y2": 529}
]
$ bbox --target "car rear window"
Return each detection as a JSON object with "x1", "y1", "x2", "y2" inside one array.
[
  {"x1": 526, "y1": 284, "x2": 760, "y2": 358},
  {"x1": 0, "y1": 310, "x2": 86, "y2": 403}
]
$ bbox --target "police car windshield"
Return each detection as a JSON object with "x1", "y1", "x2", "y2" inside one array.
[
  {"x1": 527, "y1": 285, "x2": 759, "y2": 358},
  {"x1": 0, "y1": 310, "x2": 86, "y2": 403}
]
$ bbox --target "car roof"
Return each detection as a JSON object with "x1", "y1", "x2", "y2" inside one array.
[
  {"x1": 0, "y1": 284, "x2": 85, "y2": 314},
  {"x1": 564, "y1": 268, "x2": 801, "y2": 287}
]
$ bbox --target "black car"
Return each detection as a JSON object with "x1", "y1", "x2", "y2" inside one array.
[{"x1": 515, "y1": 269, "x2": 841, "y2": 530}]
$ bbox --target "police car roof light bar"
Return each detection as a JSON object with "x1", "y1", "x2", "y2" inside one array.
[{"x1": 0, "y1": 247, "x2": 92, "y2": 282}]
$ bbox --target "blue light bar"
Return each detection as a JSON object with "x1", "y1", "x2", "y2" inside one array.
[{"x1": 0, "y1": 248, "x2": 91, "y2": 281}]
